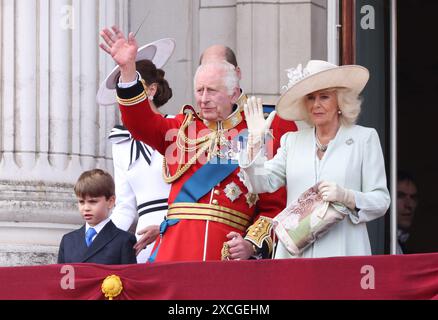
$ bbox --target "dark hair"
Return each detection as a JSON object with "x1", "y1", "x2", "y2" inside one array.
[
  {"x1": 74, "y1": 169, "x2": 115, "y2": 199},
  {"x1": 198, "y1": 46, "x2": 238, "y2": 67},
  {"x1": 135, "y1": 59, "x2": 172, "y2": 107},
  {"x1": 398, "y1": 170, "x2": 417, "y2": 185}
]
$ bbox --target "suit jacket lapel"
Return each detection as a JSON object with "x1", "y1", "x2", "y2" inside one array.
[
  {"x1": 81, "y1": 221, "x2": 119, "y2": 262},
  {"x1": 74, "y1": 225, "x2": 89, "y2": 261}
]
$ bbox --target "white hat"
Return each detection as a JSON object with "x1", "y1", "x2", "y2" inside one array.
[
  {"x1": 96, "y1": 38, "x2": 175, "y2": 106},
  {"x1": 276, "y1": 60, "x2": 369, "y2": 121}
]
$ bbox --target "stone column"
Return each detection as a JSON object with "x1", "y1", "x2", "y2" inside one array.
[
  {"x1": 236, "y1": 0, "x2": 328, "y2": 105},
  {"x1": 0, "y1": 0, "x2": 127, "y2": 266}
]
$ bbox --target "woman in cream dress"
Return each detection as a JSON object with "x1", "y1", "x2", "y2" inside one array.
[{"x1": 240, "y1": 60, "x2": 390, "y2": 258}]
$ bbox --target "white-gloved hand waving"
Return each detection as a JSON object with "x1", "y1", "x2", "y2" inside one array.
[
  {"x1": 244, "y1": 96, "x2": 276, "y2": 137},
  {"x1": 318, "y1": 181, "x2": 356, "y2": 210},
  {"x1": 243, "y1": 96, "x2": 276, "y2": 160}
]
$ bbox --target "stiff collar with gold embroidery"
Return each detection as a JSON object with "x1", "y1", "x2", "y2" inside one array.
[
  {"x1": 203, "y1": 106, "x2": 244, "y2": 131},
  {"x1": 236, "y1": 91, "x2": 248, "y2": 111}
]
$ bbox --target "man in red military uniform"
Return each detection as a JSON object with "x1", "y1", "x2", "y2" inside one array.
[
  {"x1": 99, "y1": 26, "x2": 295, "y2": 261},
  {"x1": 200, "y1": 45, "x2": 298, "y2": 248}
]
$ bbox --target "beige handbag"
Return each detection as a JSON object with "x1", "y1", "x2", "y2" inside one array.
[{"x1": 273, "y1": 183, "x2": 350, "y2": 256}]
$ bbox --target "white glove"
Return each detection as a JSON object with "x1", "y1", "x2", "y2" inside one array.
[
  {"x1": 244, "y1": 96, "x2": 276, "y2": 140},
  {"x1": 243, "y1": 96, "x2": 275, "y2": 161},
  {"x1": 318, "y1": 181, "x2": 356, "y2": 210}
]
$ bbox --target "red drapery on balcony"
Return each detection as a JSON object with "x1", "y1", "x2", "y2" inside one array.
[{"x1": 1, "y1": 253, "x2": 438, "y2": 300}]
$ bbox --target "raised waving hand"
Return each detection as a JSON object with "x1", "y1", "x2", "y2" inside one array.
[{"x1": 99, "y1": 25, "x2": 138, "y2": 83}]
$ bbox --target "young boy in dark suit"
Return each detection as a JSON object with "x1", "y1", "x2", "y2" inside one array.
[{"x1": 58, "y1": 169, "x2": 137, "y2": 264}]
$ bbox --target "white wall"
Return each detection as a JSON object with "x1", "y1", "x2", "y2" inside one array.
[{"x1": 130, "y1": 0, "x2": 328, "y2": 110}]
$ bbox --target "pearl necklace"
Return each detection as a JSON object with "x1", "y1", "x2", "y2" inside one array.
[{"x1": 315, "y1": 133, "x2": 328, "y2": 152}]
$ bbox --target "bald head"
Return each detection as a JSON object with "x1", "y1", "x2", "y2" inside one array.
[{"x1": 200, "y1": 45, "x2": 241, "y2": 80}]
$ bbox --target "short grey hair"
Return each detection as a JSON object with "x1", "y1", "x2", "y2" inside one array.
[
  {"x1": 193, "y1": 61, "x2": 239, "y2": 96},
  {"x1": 299, "y1": 87, "x2": 363, "y2": 126}
]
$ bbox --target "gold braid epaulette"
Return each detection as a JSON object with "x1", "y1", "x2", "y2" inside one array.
[
  {"x1": 244, "y1": 216, "x2": 274, "y2": 255},
  {"x1": 162, "y1": 111, "x2": 216, "y2": 184}
]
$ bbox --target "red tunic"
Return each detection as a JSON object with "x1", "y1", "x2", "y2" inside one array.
[{"x1": 118, "y1": 82, "x2": 297, "y2": 261}]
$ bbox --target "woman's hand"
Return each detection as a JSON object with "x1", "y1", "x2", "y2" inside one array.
[
  {"x1": 133, "y1": 225, "x2": 160, "y2": 256},
  {"x1": 243, "y1": 96, "x2": 276, "y2": 160},
  {"x1": 244, "y1": 96, "x2": 276, "y2": 138},
  {"x1": 99, "y1": 25, "x2": 138, "y2": 82},
  {"x1": 318, "y1": 181, "x2": 356, "y2": 210}
]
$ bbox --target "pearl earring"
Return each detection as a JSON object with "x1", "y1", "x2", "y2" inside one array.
[
  {"x1": 337, "y1": 110, "x2": 342, "y2": 115},
  {"x1": 148, "y1": 95, "x2": 153, "y2": 101}
]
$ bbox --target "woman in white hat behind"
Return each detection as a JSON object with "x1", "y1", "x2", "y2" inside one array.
[
  {"x1": 98, "y1": 36, "x2": 175, "y2": 263},
  {"x1": 240, "y1": 60, "x2": 390, "y2": 258}
]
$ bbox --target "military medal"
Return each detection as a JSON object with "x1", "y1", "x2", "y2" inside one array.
[
  {"x1": 224, "y1": 182, "x2": 242, "y2": 202},
  {"x1": 245, "y1": 193, "x2": 259, "y2": 208}
]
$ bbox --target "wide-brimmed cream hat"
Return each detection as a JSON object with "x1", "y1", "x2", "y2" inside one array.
[
  {"x1": 276, "y1": 60, "x2": 369, "y2": 121},
  {"x1": 96, "y1": 38, "x2": 175, "y2": 106}
]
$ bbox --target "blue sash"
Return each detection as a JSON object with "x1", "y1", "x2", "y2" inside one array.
[{"x1": 174, "y1": 157, "x2": 238, "y2": 203}]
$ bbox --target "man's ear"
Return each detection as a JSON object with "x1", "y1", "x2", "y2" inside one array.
[
  {"x1": 231, "y1": 87, "x2": 240, "y2": 104},
  {"x1": 235, "y1": 66, "x2": 242, "y2": 80}
]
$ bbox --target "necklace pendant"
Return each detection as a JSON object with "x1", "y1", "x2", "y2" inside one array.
[
  {"x1": 315, "y1": 140, "x2": 328, "y2": 152},
  {"x1": 315, "y1": 130, "x2": 329, "y2": 152}
]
